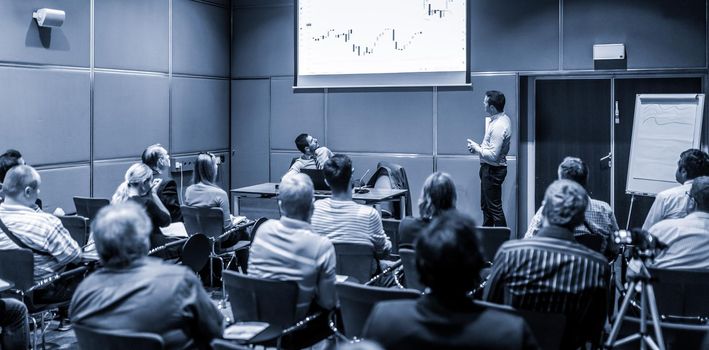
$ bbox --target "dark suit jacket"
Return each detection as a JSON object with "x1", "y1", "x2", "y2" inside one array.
[
  {"x1": 154, "y1": 171, "x2": 182, "y2": 222},
  {"x1": 363, "y1": 295, "x2": 538, "y2": 350}
]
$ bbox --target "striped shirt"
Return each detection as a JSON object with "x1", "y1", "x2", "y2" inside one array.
[
  {"x1": 648, "y1": 212, "x2": 709, "y2": 270},
  {"x1": 0, "y1": 203, "x2": 82, "y2": 283},
  {"x1": 248, "y1": 216, "x2": 336, "y2": 319},
  {"x1": 484, "y1": 225, "x2": 609, "y2": 348},
  {"x1": 642, "y1": 180, "x2": 694, "y2": 231},
  {"x1": 524, "y1": 196, "x2": 620, "y2": 257},
  {"x1": 311, "y1": 198, "x2": 391, "y2": 256}
]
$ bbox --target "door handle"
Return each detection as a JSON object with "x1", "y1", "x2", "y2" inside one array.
[{"x1": 600, "y1": 152, "x2": 612, "y2": 170}]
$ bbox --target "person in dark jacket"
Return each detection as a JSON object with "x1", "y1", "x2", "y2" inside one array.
[
  {"x1": 142, "y1": 144, "x2": 182, "y2": 222},
  {"x1": 363, "y1": 211, "x2": 538, "y2": 350}
]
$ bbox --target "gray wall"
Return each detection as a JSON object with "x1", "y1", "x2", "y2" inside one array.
[
  {"x1": 0, "y1": 0, "x2": 231, "y2": 213},
  {"x1": 231, "y1": 0, "x2": 708, "y2": 237}
]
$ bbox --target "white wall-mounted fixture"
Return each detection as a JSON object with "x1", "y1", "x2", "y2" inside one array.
[
  {"x1": 593, "y1": 44, "x2": 625, "y2": 60},
  {"x1": 32, "y1": 8, "x2": 65, "y2": 28}
]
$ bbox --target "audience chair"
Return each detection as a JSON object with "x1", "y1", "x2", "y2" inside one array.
[
  {"x1": 476, "y1": 226, "x2": 512, "y2": 263},
  {"x1": 178, "y1": 233, "x2": 210, "y2": 273},
  {"x1": 223, "y1": 271, "x2": 326, "y2": 348},
  {"x1": 335, "y1": 281, "x2": 420, "y2": 339},
  {"x1": 475, "y1": 300, "x2": 566, "y2": 350},
  {"x1": 649, "y1": 268, "x2": 709, "y2": 323},
  {"x1": 211, "y1": 339, "x2": 251, "y2": 350},
  {"x1": 0, "y1": 249, "x2": 88, "y2": 350},
  {"x1": 398, "y1": 248, "x2": 424, "y2": 292},
  {"x1": 332, "y1": 242, "x2": 376, "y2": 283},
  {"x1": 72, "y1": 197, "x2": 110, "y2": 221},
  {"x1": 58, "y1": 215, "x2": 90, "y2": 246},
  {"x1": 74, "y1": 324, "x2": 164, "y2": 350},
  {"x1": 381, "y1": 218, "x2": 400, "y2": 254},
  {"x1": 575, "y1": 233, "x2": 605, "y2": 253},
  {"x1": 366, "y1": 161, "x2": 412, "y2": 219}
]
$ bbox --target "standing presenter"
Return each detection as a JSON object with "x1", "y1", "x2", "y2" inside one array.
[{"x1": 467, "y1": 90, "x2": 511, "y2": 227}]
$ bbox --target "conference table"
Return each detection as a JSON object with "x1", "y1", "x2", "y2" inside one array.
[{"x1": 231, "y1": 183, "x2": 408, "y2": 220}]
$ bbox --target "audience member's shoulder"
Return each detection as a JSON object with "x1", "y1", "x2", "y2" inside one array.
[
  {"x1": 369, "y1": 299, "x2": 418, "y2": 321},
  {"x1": 590, "y1": 198, "x2": 613, "y2": 212}
]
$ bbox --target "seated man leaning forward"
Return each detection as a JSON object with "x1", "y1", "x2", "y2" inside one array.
[
  {"x1": 248, "y1": 173, "x2": 337, "y2": 348},
  {"x1": 363, "y1": 210, "x2": 538, "y2": 350},
  {"x1": 284, "y1": 133, "x2": 333, "y2": 178},
  {"x1": 70, "y1": 202, "x2": 223, "y2": 350},
  {"x1": 310, "y1": 154, "x2": 393, "y2": 281}
]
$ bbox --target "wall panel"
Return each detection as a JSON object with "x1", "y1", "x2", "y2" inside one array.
[
  {"x1": 38, "y1": 165, "x2": 91, "y2": 214},
  {"x1": 327, "y1": 89, "x2": 434, "y2": 154},
  {"x1": 172, "y1": 77, "x2": 229, "y2": 153},
  {"x1": 0, "y1": 0, "x2": 90, "y2": 67},
  {"x1": 93, "y1": 160, "x2": 137, "y2": 199},
  {"x1": 270, "y1": 78, "x2": 324, "y2": 150},
  {"x1": 94, "y1": 0, "x2": 168, "y2": 72},
  {"x1": 438, "y1": 75, "x2": 518, "y2": 156},
  {"x1": 94, "y1": 72, "x2": 169, "y2": 159},
  {"x1": 174, "y1": 0, "x2": 230, "y2": 77},
  {"x1": 563, "y1": 0, "x2": 706, "y2": 70},
  {"x1": 232, "y1": 79, "x2": 271, "y2": 188},
  {"x1": 0, "y1": 68, "x2": 90, "y2": 165},
  {"x1": 232, "y1": 5, "x2": 294, "y2": 77}
]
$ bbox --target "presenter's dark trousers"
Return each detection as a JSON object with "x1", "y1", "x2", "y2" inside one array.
[{"x1": 480, "y1": 163, "x2": 507, "y2": 227}]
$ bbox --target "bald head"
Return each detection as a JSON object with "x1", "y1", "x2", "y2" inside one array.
[
  {"x1": 278, "y1": 173, "x2": 314, "y2": 221},
  {"x1": 690, "y1": 176, "x2": 709, "y2": 212},
  {"x1": 2, "y1": 165, "x2": 41, "y2": 207}
]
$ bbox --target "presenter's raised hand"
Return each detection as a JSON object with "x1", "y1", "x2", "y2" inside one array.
[{"x1": 466, "y1": 139, "x2": 480, "y2": 154}]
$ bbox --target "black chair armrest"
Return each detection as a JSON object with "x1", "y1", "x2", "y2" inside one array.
[
  {"x1": 27, "y1": 266, "x2": 89, "y2": 292},
  {"x1": 365, "y1": 260, "x2": 402, "y2": 286},
  {"x1": 148, "y1": 237, "x2": 188, "y2": 256},
  {"x1": 282, "y1": 311, "x2": 324, "y2": 336}
]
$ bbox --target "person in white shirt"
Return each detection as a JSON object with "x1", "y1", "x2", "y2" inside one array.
[
  {"x1": 648, "y1": 176, "x2": 709, "y2": 270},
  {"x1": 467, "y1": 90, "x2": 512, "y2": 227},
  {"x1": 284, "y1": 133, "x2": 333, "y2": 179},
  {"x1": 642, "y1": 148, "x2": 709, "y2": 230}
]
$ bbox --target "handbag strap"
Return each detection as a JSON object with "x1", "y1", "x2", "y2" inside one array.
[{"x1": 0, "y1": 217, "x2": 51, "y2": 256}]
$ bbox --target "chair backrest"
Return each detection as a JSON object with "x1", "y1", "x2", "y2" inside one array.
[
  {"x1": 336, "y1": 281, "x2": 420, "y2": 338},
  {"x1": 0, "y1": 249, "x2": 34, "y2": 291},
  {"x1": 249, "y1": 217, "x2": 269, "y2": 242},
  {"x1": 366, "y1": 162, "x2": 412, "y2": 218},
  {"x1": 181, "y1": 205, "x2": 224, "y2": 238},
  {"x1": 223, "y1": 270, "x2": 300, "y2": 329},
  {"x1": 476, "y1": 226, "x2": 512, "y2": 262},
  {"x1": 475, "y1": 300, "x2": 566, "y2": 350},
  {"x1": 649, "y1": 267, "x2": 709, "y2": 319},
  {"x1": 180, "y1": 233, "x2": 210, "y2": 273},
  {"x1": 74, "y1": 324, "x2": 164, "y2": 350},
  {"x1": 332, "y1": 242, "x2": 376, "y2": 283},
  {"x1": 398, "y1": 248, "x2": 425, "y2": 292},
  {"x1": 73, "y1": 197, "x2": 110, "y2": 221},
  {"x1": 58, "y1": 215, "x2": 90, "y2": 246},
  {"x1": 574, "y1": 234, "x2": 604, "y2": 253},
  {"x1": 211, "y1": 339, "x2": 251, "y2": 350}
]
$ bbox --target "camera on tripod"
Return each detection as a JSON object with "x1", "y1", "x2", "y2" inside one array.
[{"x1": 612, "y1": 228, "x2": 667, "y2": 260}]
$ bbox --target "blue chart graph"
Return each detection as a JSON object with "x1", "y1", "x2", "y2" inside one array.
[{"x1": 297, "y1": 0, "x2": 467, "y2": 77}]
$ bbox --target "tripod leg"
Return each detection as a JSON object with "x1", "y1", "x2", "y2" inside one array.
[
  {"x1": 606, "y1": 280, "x2": 638, "y2": 347},
  {"x1": 645, "y1": 285, "x2": 666, "y2": 350}
]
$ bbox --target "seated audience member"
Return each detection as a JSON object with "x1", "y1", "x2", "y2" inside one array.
[
  {"x1": 647, "y1": 176, "x2": 709, "y2": 269},
  {"x1": 248, "y1": 173, "x2": 336, "y2": 348},
  {"x1": 142, "y1": 144, "x2": 182, "y2": 222},
  {"x1": 185, "y1": 152, "x2": 241, "y2": 231},
  {"x1": 0, "y1": 298, "x2": 29, "y2": 349},
  {"x1": 524, "y1": 157, "x2": 619, "y2": 258},
  {"x1": 484, "y1": 180, "x2": 609, "y2": 349},
  {"x1": 70, "y1": 202, "x2": 222, "y2": 350},
  {"x1": 363, "y1": 211, "x2": 538, "y2": 350},
  {"x1": 284, "y1": 133, "x2": 333, "y2": 178},
  {"x1": 111, "y1": 163, "x2": 178, "y2": 255},
  {"x1": 310, "y1": 154, "x2": 393, "y2": 281},
  {"x1": 643, "y1": 148, "x2": 709, "y2": 230},
  {"x1": 0, "y1": 149, "x2": 49, "y2": 211},
  {"x1": 398, "y1": 172, "x2": 456, "y2": 248},
  {"x1": 0, "y1": 165, "x2": 83, "y2": 303}
]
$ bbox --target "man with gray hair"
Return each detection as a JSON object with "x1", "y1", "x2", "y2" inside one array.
[
  {"x1": 484, "y1": 180, "x2": 609, "y2": 349},
  {"x1": 70, "y1": 202, "x2": 222, "y2": 349},
  {"x1": 248, "y1": 173, "x2": 337, "y2": 348}
]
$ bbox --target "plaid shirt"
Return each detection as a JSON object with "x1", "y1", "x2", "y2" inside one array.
[
  {"x1": 524, "y1": 196, "x2": 619, "y2": 257},
  {"x1": 0, "y1": 203, "x2": 81, "y2": 283}
]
